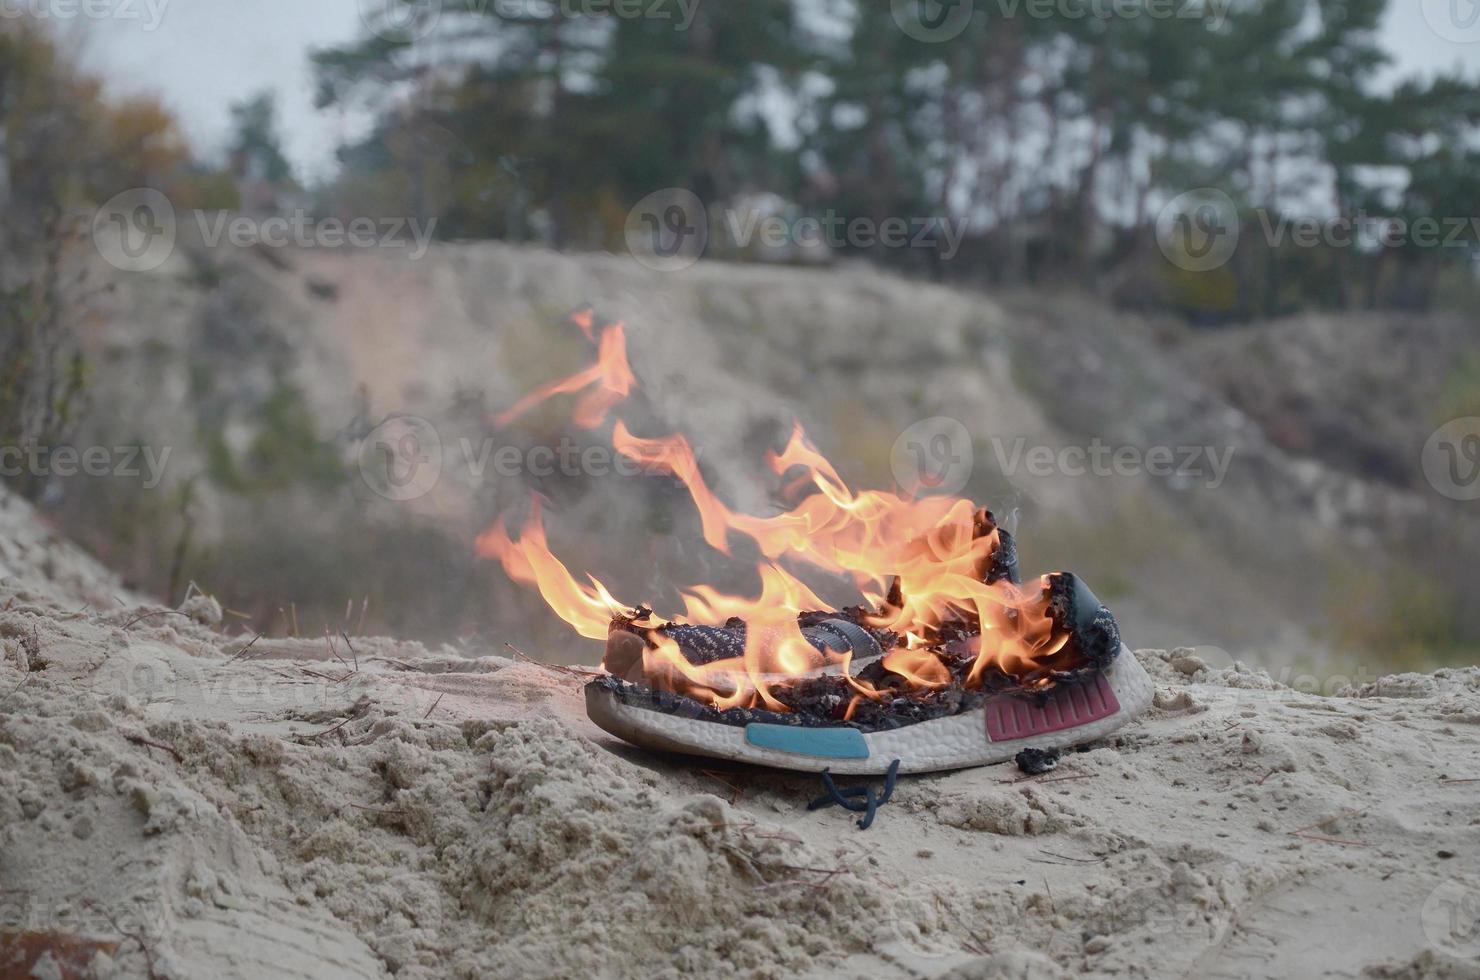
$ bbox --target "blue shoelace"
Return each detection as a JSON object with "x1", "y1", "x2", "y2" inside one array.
[{"x1": 806, "y1": 759, "x2": 901, "y2": 830}]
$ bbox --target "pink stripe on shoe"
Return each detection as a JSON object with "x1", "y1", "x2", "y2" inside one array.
[{"x1": 985, "y1": 673, "x2": 1121, "y2": 741}]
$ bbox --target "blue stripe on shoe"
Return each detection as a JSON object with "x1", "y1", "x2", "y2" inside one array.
[{"x1": 744, "y1": 723, "x2": 870, "y2": 759}]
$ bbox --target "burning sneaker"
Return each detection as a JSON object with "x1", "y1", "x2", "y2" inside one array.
[
  {"x1": 585, "y1": 570, "x2": 1153, "y2": 775},
  {"x1": 477, "y1": 309, "x2": 1154, "y2": 775}
]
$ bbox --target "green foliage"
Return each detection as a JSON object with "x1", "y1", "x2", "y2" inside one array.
[
  {"x1": 312, "y1": 1, "x2": 804, "y2": 246},
  {"x1": 0, "y1": 233, "x2": 87, "y2": 499},
  {"x1": 1434, "y1": 352, "x2": 1480, "y2": 426},
  {"x1": 309, "y1": 0, "x2": 1480, "y2": 316},
  {"x1": 172, "y1": 167, "x2": 242, "y2": 213},
  {"x1": 1330, "y1": 563, "x2": 1472, "y2": 669},
  {"x1": 1, "y1": 21, "x2": 192, "y2": 234},
  {"x1": 1, "y1": 17, "x2": 210, "y2": 499},
  {"x1": 228, "y1": 91, "x2": 295, "y2": 186},
  {"x1": 203, "y1": 382, "x2": 345, "y2": 494}
]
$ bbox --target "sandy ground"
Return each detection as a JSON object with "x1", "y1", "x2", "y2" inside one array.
[{"x1": 3, "y1": 488, "x2": 1480, "y2": 979}]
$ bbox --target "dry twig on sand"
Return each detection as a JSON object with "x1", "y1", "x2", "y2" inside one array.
[
  {"x1": 21, "y1": 624, "x2": 42, "y2": 669},
  {"x1": 366, "y1": 657, "x2": 422, "y2": 672},
  {"x1": 323, "y1": 632, "x2": 352, "y2": 670},
  {"x1": 504, "y1": 642, "x2": 600, "y2": 679},
  {"x1": 123, "y1": 733, "x2": 184, "y2": 765},
  {"x1": 2, "y1": 673, "x2": 32, "y2": 706},
  {"x1": 1285, "y1": 808, "x2": 1370, "y2": 847},
  {"x1": 118, "y1": 609, "x2": 192, "y2": 631},
  {"x1": 697, "y1": 769, "x2": 744, "y2": 804},
  {"x1": 1289, "y1": 833, "x2": 1370, "y2": 847},
  {"x1": 294, "y1": 699, "x2": 372, "y2": 743},
  {"x1": 81, "y1": 900, "x2": 162, "y2": 980},
  {"x1": 222, "y1": 632, "x2": 264, "y2": 666},
  {"x1": 933, "y1": 894, "x2": 994, "y2": 957},
  {"x1": 1036, "y1": 849, "x2": 1105, "y2": 865},
  {"x1": 298, "y1": 666, "x2": 353, "y2": 684}
]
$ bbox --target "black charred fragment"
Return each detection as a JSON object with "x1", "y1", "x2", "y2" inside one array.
[
  {"x1": 1045, "y1": 572, "x2": 1120, "y2": 671},
  {"x1": 629, "y1": 608, "x2": 897, "y2": 668},
  {"x1": 1014, "y1": 747, "x2": 1061, "y2": 775},
  {"x1": 989, "y1": 528, "x2": 1020, "y2": 585},
  {"x1": 977, "y1": 510, "x2": 1021, "y2": 586},
  {"x1": 591, "y1": 672, "x2": 995, "y2": 733}
]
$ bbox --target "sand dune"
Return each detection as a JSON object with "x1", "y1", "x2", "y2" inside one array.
[{"x1": 3, "y1": 486, "x2": 1478, "y2": 979}]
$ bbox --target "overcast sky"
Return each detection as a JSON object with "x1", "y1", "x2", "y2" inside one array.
[{"x1": 71, "y1": 0, "x2": 1480, "y2": 183}]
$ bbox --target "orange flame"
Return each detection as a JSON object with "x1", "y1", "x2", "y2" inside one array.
[
  {"x1": 474, "y1": 497, "x2": 632, "y2": 640},
  {"x1": 480, "y1": 310, "x2": 1084, "y2": 710},
  {"x1": 491, "y1": 320, "x2": 635, "y2": 429}
]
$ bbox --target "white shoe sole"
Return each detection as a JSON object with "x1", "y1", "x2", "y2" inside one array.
[{"x1": 585, "y1": 645, "x2": 1153, "y2": 775}]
